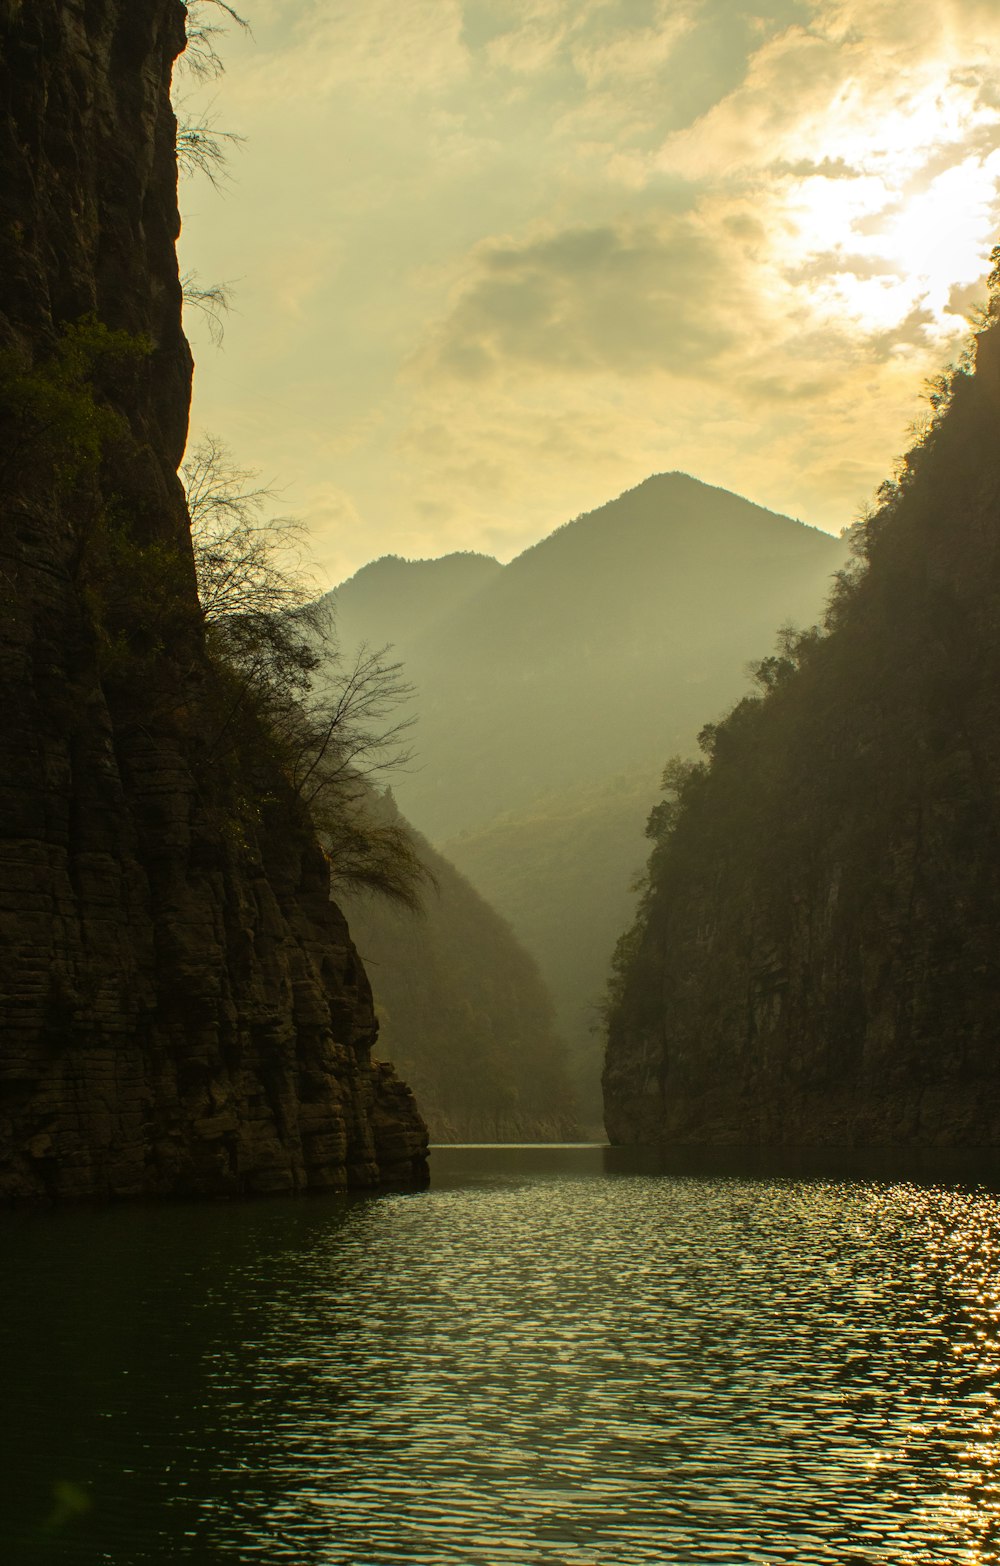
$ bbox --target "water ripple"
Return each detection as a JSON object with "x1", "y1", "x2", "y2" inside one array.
[{"x1": 3, "y1": 1148, "x2": 1000, "y2": 1562}]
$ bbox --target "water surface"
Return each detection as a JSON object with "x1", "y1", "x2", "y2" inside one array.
[{"x1": 3, "y1": 1144, "x2": 1000, "y2": 1563}]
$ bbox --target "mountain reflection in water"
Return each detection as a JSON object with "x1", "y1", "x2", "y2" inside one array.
[{"x1": 3, "y1": 1144, "x2": 1000, "y2": 1564}]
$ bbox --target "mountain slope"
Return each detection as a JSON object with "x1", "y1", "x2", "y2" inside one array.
[
  {"x1": 326, "y1": 551, "x2": 501, "y2": 656},
  {"x1": 338, "y1": 798, "x2": 579, "y2": 1142},
  {"x1": 604, "y1": 318, "x2": 1000, "y2": 1148},
  {"x1": 391, "y1": 473, "x2": 844, "y2": 838},
  {"x1": 444, "y1": 766, "x2": 661, "y2": 1123},
  {"x1": 325, "y1": 477, "x2": 843, "y2": 1121}
]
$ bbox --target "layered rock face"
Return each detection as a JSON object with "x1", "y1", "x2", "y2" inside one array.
[
  {"x1": 0, "y1": 0, "x2": 427, "y2": 1198},
  {"x1": 604, "y1": 320, "x2": 1000, "y2": 1150}
]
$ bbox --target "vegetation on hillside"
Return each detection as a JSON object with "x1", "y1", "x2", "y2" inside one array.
[
  {"x1": 340, "y1": 794, "x2": 580, "y2": 1143},
  {"x1": 603, "y1": 279, "x2": 1000, "y2": 1145},
  {"x1": 445, "y1": 766, "x2": 661, "y2": 1126}
]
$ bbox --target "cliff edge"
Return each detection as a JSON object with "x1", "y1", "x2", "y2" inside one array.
[
  {"x1": 0, "y1": 0, "x2": 428, "y2": 1198},
  {"x1": 604, "y1": 315, "x2": 1000, "y2": 1149}
]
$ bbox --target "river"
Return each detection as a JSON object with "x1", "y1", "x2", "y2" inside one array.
[{"x1": 2, "y1": 1144, "x2": 1000, "y2": 1563}]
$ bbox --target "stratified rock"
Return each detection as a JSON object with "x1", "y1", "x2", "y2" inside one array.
[{"x1": 0, "y1": 0, "x2": 427, "y2": 1199}]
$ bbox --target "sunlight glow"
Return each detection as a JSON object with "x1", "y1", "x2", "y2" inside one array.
[
  {"x1": 884, "y1": 155, "x2": 1000, "y2": 314},
  {"x1": 769, "y1": 80, "x2": 1000, "y2": 340}
]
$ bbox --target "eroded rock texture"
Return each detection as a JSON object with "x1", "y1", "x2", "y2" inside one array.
[{"x1": 0, "y1": 0, "x2": 428, "y2": 1198}]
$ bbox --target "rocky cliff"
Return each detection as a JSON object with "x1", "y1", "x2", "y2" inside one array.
[
  {"x1": 604, "y1": 313, "x2": 1000, "y2": 1149},
  {"x1": 0, "y1": 0, "x2": 427, "y2": 1198}
]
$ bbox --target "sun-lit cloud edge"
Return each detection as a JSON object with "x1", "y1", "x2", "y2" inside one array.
[{"x1": 179, "y1": 0, "x2": 1000, "y2": 588}]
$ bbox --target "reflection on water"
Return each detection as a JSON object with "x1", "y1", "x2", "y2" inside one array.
[{"x1": 3, "y1": 1145, "x2": 1000, "y2": 1562}]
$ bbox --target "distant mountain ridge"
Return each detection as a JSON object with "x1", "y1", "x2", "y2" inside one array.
[
  {"x1": 324, "y1": 550, "x2": 500, "y2": 658},
  {"x1": 324, "y1": 473, "x2": 845, "y2": 1122},
  {"x1": 328, "y1": 473, "x2": 843, "y2": 840}
]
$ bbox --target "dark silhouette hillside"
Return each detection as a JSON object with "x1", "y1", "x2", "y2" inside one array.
[
  {"x1": 0, "y1": 0, "x2": 426, "y2": 1199},
  {"x1": 604, "y1": 310, "x2": 1000, "y2": 1148}
]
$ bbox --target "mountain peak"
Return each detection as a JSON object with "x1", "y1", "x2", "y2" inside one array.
[
  {"x1": 325, "y1": 550, "x2": 502, "y2": 650},
  {"x1": 502, "y1": 471, "x2": 831, "y2": 579}
]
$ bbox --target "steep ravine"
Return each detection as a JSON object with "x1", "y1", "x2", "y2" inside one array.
[
  {"x1": 0, "y1": 0, "x2": 427, "y2": 1199},
  {"x1": 337, "y1": 796, "x2": 580, "y2": 1144},
  {"x1": 604, "y1": 316, "x2": 1000, "y2": 1150}
]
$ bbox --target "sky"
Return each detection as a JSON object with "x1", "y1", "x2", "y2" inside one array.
[{"x1": 176, "y1": 0, "x2": 1000, "y2": 588}]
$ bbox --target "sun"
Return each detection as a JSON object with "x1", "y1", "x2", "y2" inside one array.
[
  {"x1": 883, "y1": 155, "x2": 1000, "y2": 320},
  {"x1": 773, "y1": 84, "x2": 1000, "y2": 340}
]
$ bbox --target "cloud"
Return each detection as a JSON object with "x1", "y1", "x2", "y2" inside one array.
[
  {"x1": 653, "y1": 0, "x2": 1000, "y2": 302},
  {"x1": 412, "y1": 0, "x2": 1000, "y2": 408},
  {"x1": 659, "y1": 1, "x2": 1000, "y2": 180},
  {"x1": 415, "y1": 216, "x2": 739, "y2": 381},
  {"x1": 570, "y1": 5, "x2": 697, "y2": 89},
  {"x1": 469, "y1": 0, "x2": 698, "y2": 87},
  {"x1": 225, "y1": 0, "x2": 470, "y2": 106},
  {"x1": 183, "y1": 0, "x2": 1000, "y2": 590}
]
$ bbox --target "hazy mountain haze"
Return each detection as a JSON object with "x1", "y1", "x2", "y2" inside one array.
[
  {"x1": 335, "y1": 472, "x2": 844, "y2": 839},
  {"x1": 329, "y1": 552, "x2": 501, "y2": 654},
  {"x1": 324, "y1": 472, "x2": 845, "y2": 1120},
  {"x1": 338, "y1": 796, "x2": 578, "y2": 1143}
]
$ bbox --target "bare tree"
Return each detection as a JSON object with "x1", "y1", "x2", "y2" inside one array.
[
  {"x1": 179, "y1": 0, "x2": 250, "y2": 82},
  {"x1": 182, "y1": 436, "x2": 426, "y2": 907},
  {"x1": 175, "y1": 2, "x2": 249, "y2": 184},
  {"x1": 180, "y1": 274, "x2": 235, "y2": 346},
  {"x1": 184, "y1": 435, "x2": 309, "y2": 619},
  {"x1": 175, "y1": 116, "x2": 245, "y2": 187},
  {"x1": 175, "y1": 4, "x2": 246, "y2": 331}
]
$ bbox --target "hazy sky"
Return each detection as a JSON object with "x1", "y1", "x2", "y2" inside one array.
[{"x1": 177, "y1": 0, "x2": 1000, "y2": 587}]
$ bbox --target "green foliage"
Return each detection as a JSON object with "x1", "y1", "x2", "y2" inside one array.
[
  {"x1": 603, "y1": 308, "x2": 1000, "y2": 1131},
  {"x1": 829, "y1": 333, "x2": 977, "y2": 608},
  {"x1": 84, "y1": 517, "x2": 192, "y2": 685},
  {"x1": 0, "y1": 315, "x2": 152, "y2": 489},
  {"x1": 0, "y1": 316, "x2": 191, "y2": 690},
  {"x1": 600, "y1": 756, "x2": 709, "y2": 1030},
  {"x1": 646, "y1": 756, "x2": 706, "y2": 843}
]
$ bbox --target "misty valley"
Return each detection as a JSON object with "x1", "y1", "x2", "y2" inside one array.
[
  {"x1": 326, "y1": 471, "x2": 844, "y2": 1138},
  {"x1": 6, "y1": 0, "x2": 1000, "y2": 1563}
]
